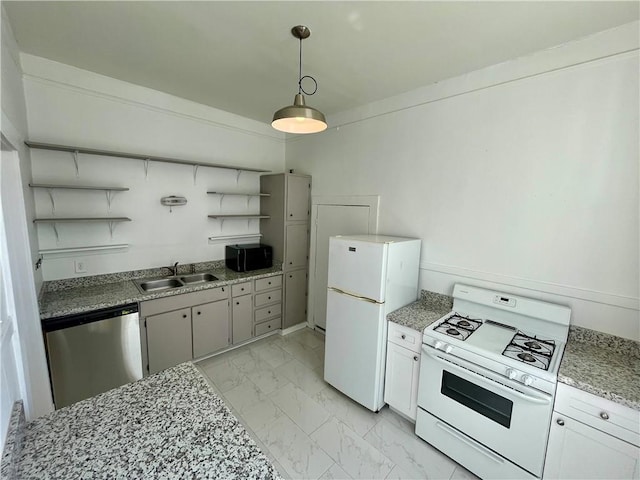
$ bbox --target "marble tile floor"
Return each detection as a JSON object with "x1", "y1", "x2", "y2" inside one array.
[{"x1": 195, "y1": 327, "x2": 478, "y2": 480}]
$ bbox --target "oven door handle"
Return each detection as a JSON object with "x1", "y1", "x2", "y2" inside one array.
[{"x1": 423, "y1": 346, "x2": 552, "y2": 406}]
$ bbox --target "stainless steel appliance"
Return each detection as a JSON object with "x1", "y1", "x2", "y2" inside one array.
[
  {"x1": 225, "y1": 243, "x2": 273, "y2": 272},
  {"x1": 43, "y1": 303, "x2": 143, "y2": 409},
  {"x1": 415, "y1": 284, "x2": 571, "y2": 479}
]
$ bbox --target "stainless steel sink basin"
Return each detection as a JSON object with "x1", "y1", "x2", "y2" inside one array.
[
  {"x1": 180, "y1": 273, "x2": 218, "y2": 284},
  {"x1": 135, "y1": 278, "x2": 184, "y2": 293}
]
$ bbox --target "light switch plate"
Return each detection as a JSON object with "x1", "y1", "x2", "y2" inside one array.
[{"x1": 74, "y1": 260, "x2": 87, "y2": 273}]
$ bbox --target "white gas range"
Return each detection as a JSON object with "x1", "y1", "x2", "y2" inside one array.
[{"x1": 415, "y1": 284, "x2": 571, "y2": 479}]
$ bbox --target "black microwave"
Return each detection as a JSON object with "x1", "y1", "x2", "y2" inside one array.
[{"x1": 225, "y1": 244, "x2": 273, "y2": 272}]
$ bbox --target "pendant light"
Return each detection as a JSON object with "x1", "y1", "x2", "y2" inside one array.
[{"x1": 272, "y1": 25, "x2": 327, "y2": 134}]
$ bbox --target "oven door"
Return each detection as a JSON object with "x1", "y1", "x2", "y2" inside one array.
[{"x1": 416, "y1": 345, "x2": 553, "y2": 478}]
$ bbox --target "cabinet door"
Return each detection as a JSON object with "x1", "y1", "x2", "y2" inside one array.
[
  {"x1": 286, "y1": 175, "x2": 310, "y2": 221},
  {"x1": 544, "y1": 413, "x2": 640, "y2": 479},
  {"x1": 284, "y1": 269, "x2": 307, "y2": 329},
  {"x1": 285, "y1": 223, "x2": 309, "y2": 269},
  {"x1": 232, "y1": 294, "x2": 253, "y2": 344},
  {"x1": 192, "y1": 299, "x2": 230, "y2": 358},
  {"x1": 146, "y1": 308, "x2": 192, "y2": 374},
  {"x1": 384, "y1": 342, "x2": 421, "y2": 420}
]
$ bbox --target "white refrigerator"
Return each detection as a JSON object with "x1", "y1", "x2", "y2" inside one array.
[{"x1": 324, "y1": 234, "x2": 421, "y2": 412}]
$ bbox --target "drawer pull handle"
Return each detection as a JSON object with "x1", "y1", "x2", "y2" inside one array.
[
  {"x1": 401, "y1": 334, "x2": 406, "y2": 339},
  {"x1": 197, "y1": 311, "x2": 201, "y2": 316},
  {"x1": 241, "y1": 288, "x2": 244, "y2": 291},
  {"x1": 268, "y1": 311, "x2": 271, "y2": 314},
  {"x1": 268, "y1": 281, "x2": 272, "y2": 285},
  {"x1": 600, "y1": 412, "x2": 610, "y2": 420},
  {"x1": 182, "y1": 314, "x2": 187, "y2": 319},
  {"x1": 557, "y1": 418, "x2": 565, "y2": 426},
  {"x1": 413, "y1": 355, "x2": 419, "y2": 361},
  {"x1": 236, "y1": 302, "x2": 240, "y2": 305},
  {"x1": 268, "y1": 296, "x2": 271, "y2": 300}
]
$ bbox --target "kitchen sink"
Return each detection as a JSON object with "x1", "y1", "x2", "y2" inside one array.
[
  {"x1": 180, "y1": 273, "x2": 218, "y2": 284},
  {"x1": 135, "y1": 278, "x2": 184, "y2": 293}
]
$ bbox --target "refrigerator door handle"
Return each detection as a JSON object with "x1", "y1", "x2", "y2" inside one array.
[{"x1": 328, "y1": 287, "x2": 382, "y2": 304}]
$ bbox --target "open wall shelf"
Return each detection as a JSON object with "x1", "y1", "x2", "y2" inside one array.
[{"x1": 26, "y1": 141, "x2": 270, "y2": 173}]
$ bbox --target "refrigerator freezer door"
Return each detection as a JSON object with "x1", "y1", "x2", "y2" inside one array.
[
  {"x1": 324, "y1": 288, "x2": 387, "y2": 412},
  {"x1": 327, "y1": 237, "x2": 388, "y2": 302}
]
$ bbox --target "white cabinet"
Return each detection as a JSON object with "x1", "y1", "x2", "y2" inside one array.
[
  {"x1": 260, "y1": 173, "x2": 311, "y2": 330},
  {"x1": 192, "y1": 299, "x2": 230, "y2": 358},
  {"x1": 544, "y1": 383, "x2": 640, "y2": 479},
  {"x1": 232, "y1": 283, "x2": 253, "y2": 344},
  {"x1": 384, "y1": 322, "x2": 421, "y2": 420},
  {"x1": 146, "y1": 308, "x2": 193, "y2": 374}
]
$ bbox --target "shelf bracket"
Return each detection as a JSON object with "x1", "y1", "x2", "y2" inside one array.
[
  {"x1": 50, "y1": 223, "x2": 60, "y2": 243},
  {"x1": 46, "y1": 188, "x2": 56, "y2": 214},
  {"x1": 236, "y1": 170, "x2": 242, "y2": 184},
  {"x1": 72, "y1": 150, "x2": 80, "y2": 177},
  {"x1": 105, "y1": 190, "x2": 114, "y2": 212},
  {"x1": 193, "y1": 165, "x2": 199, "y2": 186},
  {"x1": 219, "y1": 194, "x2": 224, "y2": 209},
  {"x1": 143, "y1": 158, "x2": 150, "y2": 179},
  {"x1": 107, "y1": 221, "x2": 117, "y2": 239}
]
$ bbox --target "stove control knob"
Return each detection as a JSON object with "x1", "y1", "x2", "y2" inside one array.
[
  {"x1": 506, "y1": 368, "x2": 518, "y2": 380},
  {"x1": 444, "y1": 344, "x2": 453, "y2": 354},
  {"x1": 522, "y1": 375, "x2": 534, "y2": 386},
  {"x1": 434, "y1": 341, "x2": 444, "y2": 350}
]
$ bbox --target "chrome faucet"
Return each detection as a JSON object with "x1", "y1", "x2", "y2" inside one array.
[{"x1": 164, "y1": 261, "x2": 179, "y2": 276}]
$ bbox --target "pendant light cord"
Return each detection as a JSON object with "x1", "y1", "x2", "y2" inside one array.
[{"x1": 298, "y1": 36, "x2": 318, "y2": 96}]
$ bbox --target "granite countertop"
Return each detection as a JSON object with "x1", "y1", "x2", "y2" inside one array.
[
  {"x1": 4, "y1": 363, "x2": 281, "y2": 479},
  {"x1": 387, "y1": 290, "x2": 453, "y2": 332},
  {"x1": 558, "y1": 327, "x2": 640, "y2": 411},
  {"x1": 39, "y1": 262, "x2": 283, "y2": 319}
]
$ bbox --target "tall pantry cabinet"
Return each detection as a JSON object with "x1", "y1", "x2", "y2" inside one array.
[{"x1": 260, "y1": 173, "x2": 311, "y2": 330}]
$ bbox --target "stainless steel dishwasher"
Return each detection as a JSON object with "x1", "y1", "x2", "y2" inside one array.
[{"x1": 43, "y1": 303, "x2": 143, "y2": 409}]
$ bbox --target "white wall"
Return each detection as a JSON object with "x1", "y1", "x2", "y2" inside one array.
[
  {"x1": 287, "y1": 22, "x2": 639, "y2": 340},
  {"x1": 22, "y1": 55, "x2": 286, "y2": 280},
  {"x1": 1, "y1": 5, "x2": 54, "y2": 426}
]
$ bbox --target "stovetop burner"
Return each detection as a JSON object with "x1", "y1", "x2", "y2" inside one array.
[
  {"x1": 433, "y1": 313, "x2": 482, "y2": 341},
  {"x1": 502, "y1": 332, "x2": 556, "y2": 370}
]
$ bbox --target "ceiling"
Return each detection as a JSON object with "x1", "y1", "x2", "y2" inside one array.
[{"x1": 5, "y1": 1, "x2": 639, "y2": 125}]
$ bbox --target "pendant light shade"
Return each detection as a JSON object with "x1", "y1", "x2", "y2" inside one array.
[
  {"x1": 272, "y1": 26, "x2": 327, "y2": 134},
  {"x1": 272, "y1": 94, "x2": 327, "y2": 134}
]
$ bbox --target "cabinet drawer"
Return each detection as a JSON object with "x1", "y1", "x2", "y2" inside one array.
[
  {"x1": 255, "y1": 303, "x2": 282, "y2": 323},
  {"x1": 231, "y1": 282, "x2": 252, "y2": 297},
  {"x1": 255, "y1": 275, "x2": 282, "y2": 292},
  {"x1": 555, "y1": 383, "x2": 640, "y2": 446},
  {"x1": 388, "y1": 322, "x2": 421, "y2": 353},
  {"x1": 254, "y1": 289, "x2": 281, "y2": 307},
  {"x1": 255, "y1": 318, "x2": 281, "y2": 336},
  {"x1": 199, "y1": 286, "x2": 228, "y2": 303}
]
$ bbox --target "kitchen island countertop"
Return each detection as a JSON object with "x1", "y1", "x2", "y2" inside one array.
[
  {"x1": 39, "y1": 263, "x2": 283, "y2": 319},
  {"x1": 6, "y1": 362, "x2": 281, "y2": 479}
]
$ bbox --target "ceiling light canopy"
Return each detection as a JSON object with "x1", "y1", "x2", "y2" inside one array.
[{"x1": 272, "y1": 25, "x2": 327, "y2": 134}]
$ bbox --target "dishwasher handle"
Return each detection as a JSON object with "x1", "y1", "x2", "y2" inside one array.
[{"x1": 42, "y1": 303, "x2": 139, "y2": 332}]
